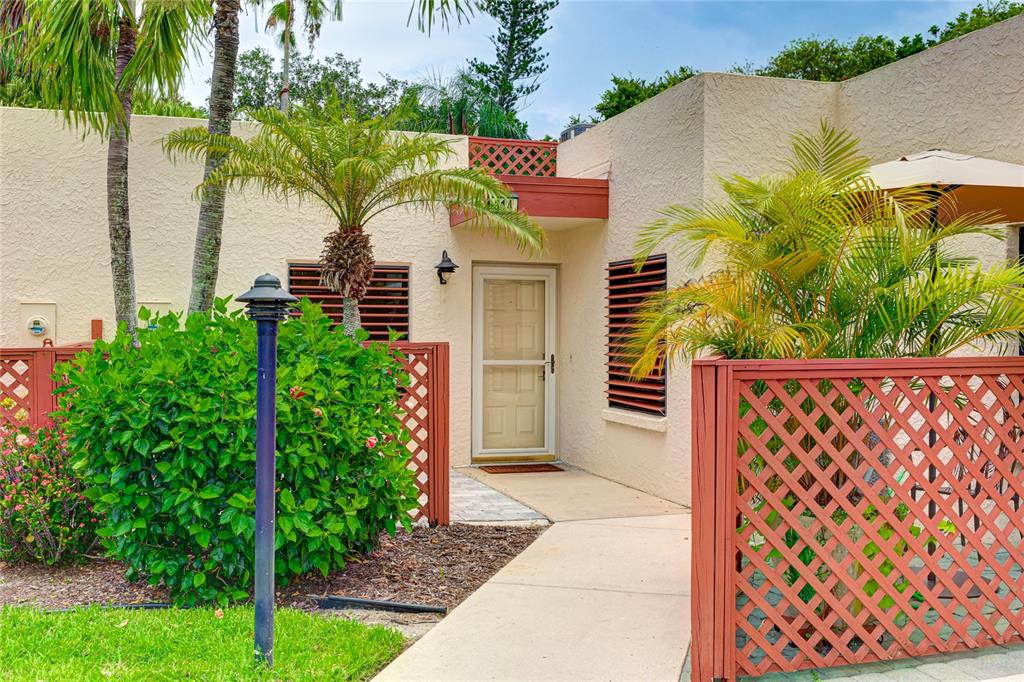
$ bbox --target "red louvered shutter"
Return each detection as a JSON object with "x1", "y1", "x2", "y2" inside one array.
[
  {"x1": 607, "y1": 254, "x2": 667, "y2": 415},
  {"x1": 287, "y1": 262, "x2": 410, "y2": 341}
]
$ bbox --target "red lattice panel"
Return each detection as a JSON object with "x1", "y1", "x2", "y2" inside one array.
[
  {"x1": 1, "y1": 342, "x2": 451, "y2": 526},
  {"x1": 0, "y1": 353, "x2": 34, "y2": 425},
  {"x1": 392, "y1": 342, "x2": 450, "y2": 525},
  {"x1": 692, "y1": 357, "x2": 1024, "y2": 680},
  {"x1": 468, "y1": 136, "x2": 557, "y2": 177}
]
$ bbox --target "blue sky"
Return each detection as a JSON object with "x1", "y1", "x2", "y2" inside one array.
[{"x1": 180, "y1": 1, "x2": 979, "y2": 139}]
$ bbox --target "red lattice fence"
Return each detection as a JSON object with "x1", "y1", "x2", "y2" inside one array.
[
  {"x1": 692, "y1": 356, "x2": 1024, "y2": 680},
  {"x1": 468, "y1": 136, "x2": 557, "y2": 177},
  {"x1": 0, "y1": 342, "x2": 449, "y2": 525}
]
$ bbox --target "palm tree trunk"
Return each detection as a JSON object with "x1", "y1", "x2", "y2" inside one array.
[
  {"x1": 342, "y1": 297, "x2": 361, "y2": 337},
  {"x1": 188, "y1": 0, "x2": 240, "y2": 313},
  {"x1": 279, "y1": 0, "x2": 292, "y2": 112},
  {"x1": 108, "y1": 10, "x2": 138, "y2": 338}
]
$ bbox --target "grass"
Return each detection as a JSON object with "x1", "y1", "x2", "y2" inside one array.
[{"x1": 0, "y1": 605, "x2": 404, "y2": 681}]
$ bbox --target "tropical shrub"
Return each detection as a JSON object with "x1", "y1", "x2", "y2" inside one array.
[
  {"x1": 59, "y1": 299, "x2": 420, "y2": 605},
  {"x1": 630, "y1": 122, "x2": 1024, "y2": 370},
  {"x1": 633, "y1": 124, "x2": 1014, "y2": 637},
  {"x1": 0, "y1": 423, "x2": 99, "y2": 565}
]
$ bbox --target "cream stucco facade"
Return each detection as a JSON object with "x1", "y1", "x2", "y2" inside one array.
[{"x1": 2, "y1": 15, "x2": 1022, "y2": 506}]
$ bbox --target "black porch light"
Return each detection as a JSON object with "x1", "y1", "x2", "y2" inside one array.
[{"x1": 435, "y1": 250, "x2": 459, "y2": 284}]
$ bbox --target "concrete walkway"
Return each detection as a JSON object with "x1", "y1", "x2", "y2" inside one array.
[
  {"x1": 375, "y1": 467, "x2": 691, "y2": 681},
  {"x1": 460, "y1": 466, "x2": 687, "y2": 522}
]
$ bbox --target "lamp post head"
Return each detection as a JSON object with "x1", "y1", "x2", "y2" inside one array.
[
  {"x1": 237, "y1": 273, "x2": 299, "y2": 321},
  {"x1": 435, "y1": 250, "x2": 459, "y2": 285}
]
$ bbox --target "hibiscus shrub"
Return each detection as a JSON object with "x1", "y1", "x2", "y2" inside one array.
[
  {"x1": 60, "y1": 299, "x2": 419, "y2": 605},
  {"x1": 0, "y1": 423, "x2": 99, "y2": 564}
]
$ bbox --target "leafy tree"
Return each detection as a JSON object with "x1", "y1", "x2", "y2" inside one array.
[
  {"x1": 233, "y1": 47, "x2": 411, "y2": 118},
  {"x1": 628, "y1": 123, "x2": 1024, "y2": 370},
  {"x1": 468, "y1": 0, "x2": 557, "y2": 115},
  {"x1": 16, "y1": 0, "x2": 210, "y2": 336},
  {"x1": 754, "y1": 35, "x2": 897, "y2": 81},
  {"x1": 925, "y1": 0, "x2": 1023, "y2": 44},
  {"x1": 164, "y1": 103, "x2": 543, "y2": 334},
  {"x1": 406, "y1": 70, "x2": 528, "y2": 137},
  {"x1": 133, "y1": 90, "x2": 208, "y2": 118},
  {"x1": 594, "y1": 66, "x2": 697, "y2": 120}
]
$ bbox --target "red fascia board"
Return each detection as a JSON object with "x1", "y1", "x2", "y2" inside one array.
[{"x1": 450, "y1": 174, "x2": 609, "y2": 226}]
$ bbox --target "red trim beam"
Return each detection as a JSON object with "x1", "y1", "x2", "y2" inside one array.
[{"x1": 450, "y1": 174, "x2": 608, "y2": 226}]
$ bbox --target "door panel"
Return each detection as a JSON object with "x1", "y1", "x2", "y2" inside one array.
[
  {"x1": 482, "y1": 365, "x2": 545, "y2": 449},
  {"x1": 473, "y1": 268, "x2": 555, "y2": 458},
  {"x1": 483, "y1": 279, "x2": 546, "y2": 361}
]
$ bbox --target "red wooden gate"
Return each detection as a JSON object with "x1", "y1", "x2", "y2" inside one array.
[
  {"x1": 0, "y1": 342, "x2": 449, "y2": 525},
  {"x1": 692, "y1": 356, "x2": 1024, "y2": 680}
]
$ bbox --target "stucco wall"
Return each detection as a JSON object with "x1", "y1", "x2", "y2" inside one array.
[
  {"x1": 838, "y1": 14, "x2": 1024, "y2": 166},
  {"x1": 556, "y1": 73, "x2": 847, "y2": 505},
  {"x1": 0, "y1": 107, "x2": 571, "y2": 468},
  {"x1": 556, "y1": 77, "x2": 704, "y2": 504}
]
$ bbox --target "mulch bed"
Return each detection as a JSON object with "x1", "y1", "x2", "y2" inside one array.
[
  {"x1": 0, "y1": 524, "x2": 543, "y2": 613},
  {"x1": 282, "y1": 524, "x2": 543, "y2": 611}
]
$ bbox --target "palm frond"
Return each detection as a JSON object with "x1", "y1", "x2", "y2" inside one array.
[
  {"x1": 630, "y1": 120, "x2": 1024, "y2": 366},
  {"x1": 408, "y1": 0, "x2": 478, "y2": 35},
  {"x1": 163, "y1": 100, "x2": 545, "y2": 301}
]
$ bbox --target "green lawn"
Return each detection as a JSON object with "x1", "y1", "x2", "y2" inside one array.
[{"x1": 0, "y1": 605, "x2": 404, "y2": 681}]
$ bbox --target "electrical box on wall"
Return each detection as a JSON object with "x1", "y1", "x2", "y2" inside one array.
[{"x1": 18, "y1": 302, "x2": 57, "y2": 346}]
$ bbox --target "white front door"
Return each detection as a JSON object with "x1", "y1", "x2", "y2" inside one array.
[{"x1": 472, "y1": 266, "x2": 556, "y2": 460}]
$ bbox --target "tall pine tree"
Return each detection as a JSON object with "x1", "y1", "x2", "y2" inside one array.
[{"x1": 469, "y1": 0, "x2": 557, "y2": 115}]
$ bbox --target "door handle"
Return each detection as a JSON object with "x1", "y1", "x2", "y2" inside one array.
[{"x1": 545, "y1": 354, "x2": 555, "y2": 375}]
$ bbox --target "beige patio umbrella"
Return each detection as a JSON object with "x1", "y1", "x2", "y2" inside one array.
[
  {"x1": 867, "y1": 149, "x2": 1024, "y2": 223},
  {"x1": 868, "y1": 150, "x2": 1024, "y2": 597}
]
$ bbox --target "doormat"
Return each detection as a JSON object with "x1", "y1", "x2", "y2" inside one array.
[{"x1": 479, "y1": 464, "x2": 564, "y2": 474}]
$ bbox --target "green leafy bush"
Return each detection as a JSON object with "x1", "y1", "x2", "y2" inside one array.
[
  {"x1": 60, "y1": 299, "x2": 419, "y2": 605},
  {"x1": 0, "y1": 423, "x2": 99, "y2": 564}
]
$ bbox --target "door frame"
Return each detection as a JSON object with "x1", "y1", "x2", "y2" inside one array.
[{"x1": 471, "y1": 264, "x2": 557, "y2": 461}]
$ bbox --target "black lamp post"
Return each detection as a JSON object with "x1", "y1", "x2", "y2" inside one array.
[
  {"x1": 435, "y1": 250, "x2": 459, "y2": 284},
  {"x1": 236, "y1": 273, "x2": 297, "y2": 667}
]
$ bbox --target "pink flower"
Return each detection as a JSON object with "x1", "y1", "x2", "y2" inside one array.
[
  {"x1": 312, "y1": 407, "x2": 323, "y2": 418},
  {"x1": 289, "y1": 386, "x2": 307, "y2": 400},
  {"x1": 365, "y1": 436, "x2": 379, "y2": 450}
]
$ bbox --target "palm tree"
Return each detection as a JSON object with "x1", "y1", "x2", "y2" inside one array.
[
  {"x1": 164, "y1": 103, "x2": 543, "y2": 334},
  {"x1": 262, "y1": 0, "x2": 343, "y2": 112},
  {"x1": 188, "y1": 0, "x2": 241, "y2": 314},
  {"x1": 408, "y1": 70, "x2": 527, "y2": 138},
  {"x1": 185, "y1": 0, "x2": 481, "y2": 313},
  {"x1": 16, "y1": 0, "x2": 210, "y2": 336},
  {"x1": 627, "y1": 122, "x2": 1024, "y2": 373}
]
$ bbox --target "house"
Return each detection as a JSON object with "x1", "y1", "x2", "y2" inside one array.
[{"x1": 1, "y1": 16, "x2": 1022, "y2": 506}]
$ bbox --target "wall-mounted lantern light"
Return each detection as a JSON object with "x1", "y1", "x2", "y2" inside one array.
[{"x1": 435, "y1": 250, "x2": 459, "y2": 284}]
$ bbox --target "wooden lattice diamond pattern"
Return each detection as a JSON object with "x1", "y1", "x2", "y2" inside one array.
[
  {"x1": 396, "y1": 350, "x2": 433, "y2": 521},
  {"x1": 733, "y1": 372, "x2": 1024, "y2": 676},
  {"x1": 2, "y1": 342, "x2": 450, "y2": 525},
  {"x1": 468, "y1": 138, "x2": 557, "y2": 177},
  {"x1": 0, "y1": 357, "x2": 32, "y2": 424}
]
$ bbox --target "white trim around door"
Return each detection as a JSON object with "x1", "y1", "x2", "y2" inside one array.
[{"x1": 472, "y1": 265, "x2": 557, "y2": 461}]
